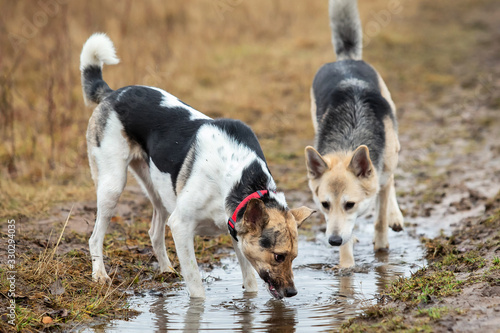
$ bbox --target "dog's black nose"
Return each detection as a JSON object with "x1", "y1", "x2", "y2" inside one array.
[
  {"x1": 328, "y1": 235, "x2": 343, "y2": 246},
  {"x1": 284, "y1": 286, "x2": 297, "y2": 298}
]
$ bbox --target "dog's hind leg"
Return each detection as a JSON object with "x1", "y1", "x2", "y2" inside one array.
[
  {"x1": 387, "y1": 176, "x2": 404, "y2": 232},
  {"x1": 168, "y1": 210, "x2": 205, "y2": 298},
  {"x1": 380, "y1": 116, "x2": 403, "y2": 233},
  {"x1": 88, "y1": 153, "x2": 128, "y2": 283},
  {"x1": 233, "y1": 239, "x2": 258, "y2": 292},
  {"x1": 88, "y1": 112, "x2": 129, "y2": 283},
  {"x1": 129, "y1": 159, "x2": 175, "y2": 273},
  {"x1": 150, "y1": 209, "x2": 175, "y2": 272},
  {"x1": 374, "y1": 177, "x2": 391, "y2": 251}
]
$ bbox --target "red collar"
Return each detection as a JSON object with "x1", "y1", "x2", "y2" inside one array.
[{"x1": 228, "y1": 190, "x2": 268, "y2": 241}]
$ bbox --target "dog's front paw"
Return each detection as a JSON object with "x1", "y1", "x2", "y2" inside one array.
[
  {"x1": 389, "y1": 223, "x2": 403, "y2": 232},
  {"x1": 339, "y1": 241, "x2": 355, "y2": 268},
  {"x1": 373, "y1": 238, "x2": 389, "y2": 252},
  {"x1": 188, "y1": 287, "x2": 206, "y2": 299},
  {"x1": 339, "y1": 249, "x2": 355, "y2": 268},
  {"x1": 388, "y1": 208, "x2": 404, "y2": 232},
  {"x1": 159, "y1": 265, "x2": 177, "y2": 274},
  {"x1": 388, "y1": 216, "x2": 404, "y2": 232},
  {"x1": 243, "y1": 280, "x2": 258, "y2": 293},
  {"x1": 93, "y1": 271, "x2": 111, "y2": 284},
  {"x1": 339, "y1": 258, "x2": 355, "y2": 268},
  {"x1": 373, "y1": 230, "x2": 389, "y2": 251}
]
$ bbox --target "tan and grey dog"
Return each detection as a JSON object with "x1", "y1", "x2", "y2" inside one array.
[{"x1": 305, "y1": 0, "x2": 404, "y2": 268}]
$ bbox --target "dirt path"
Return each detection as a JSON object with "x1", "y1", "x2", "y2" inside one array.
[{"x1": 1, "y1": 0, "x2": 500, "y2": 331}]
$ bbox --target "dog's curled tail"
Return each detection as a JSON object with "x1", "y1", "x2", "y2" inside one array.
[
  {"x1": 329, "y1": 0, "x2": 362, "y2": 61},
  {"x1": 80, "y1": 33, "x2": 120, "y2": 106}
]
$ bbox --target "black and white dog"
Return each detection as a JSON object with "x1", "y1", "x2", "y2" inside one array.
[{"x1": 80, "y1": 33, "x2": 313, "y2": 299}]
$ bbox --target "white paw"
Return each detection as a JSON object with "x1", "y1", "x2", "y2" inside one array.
[
  {"x1": 93, "y1": 271, "x2": 111, "y2": 284},
  {"x1": 388, "y1": 208, "x2": 404, "y2": 232},
  {"x1": 188, "y1": 287, "x2": 206, "y2": 299},
  {"x1": 159, "y1": 264, "x2": 176, "y2": 274},
  {"x1": 373, "y1": 236, "x2": 389, "y2": 252},
  {"x1": 243, "y1": 278, "x2": 258, "y2": 293},
  {"x1": 339, "y1": 257, "x2": 355, "y2": 268},
  {"x1": 339, "y1": 241, "x2": 355, "y2": 268}
]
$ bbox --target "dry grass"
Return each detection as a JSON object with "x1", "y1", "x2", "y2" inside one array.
[
  {"x1": 0, "y1": 0, "x2": 489, "y2": 219},
  {"x1": 0, "y1": 207, "x2": 233, "y2": 331},
  {"x1": 0, "y1": 210, "x2": 140, "y2": 332},
  {"x1": 0, "y1": 0, "x2": 497, "y2": 331}
]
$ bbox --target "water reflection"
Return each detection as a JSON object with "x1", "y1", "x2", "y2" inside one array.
[
  {"x1": 183, "y1": 299, "x2": 204, "y2": 333},
  {"x1": 233, "y1": 293, "x2": 257, "y2": 332},
  {"x1": 141, "y1": 290, "x2": 300, "y2": 332},
  {"x1": 338, "y1": 274, "x2": 355, "y2": 298},
  {"x1": 82, "y1": 219, "x2": 425, "y2": 333},
  {"x1": 262, "y1": 300, "x2": 297, "y2": 333},
  {"x1": 374, "y1": 250, "x2": 391, "y2": 295},
  {"x1": 148, "y1": 293, "x2": 170, "y2": 331}
]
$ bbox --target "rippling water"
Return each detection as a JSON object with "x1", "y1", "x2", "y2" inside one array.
[{"x1": 82, "y1": 217, "x2": 425, "y2": 332}]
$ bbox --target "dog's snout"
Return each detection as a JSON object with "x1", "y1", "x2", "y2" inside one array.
[
  {"x1": 328, "y1": 235, "x2": 343, "y2": 246},
  {"x1": 284, "y1": 286, "x2": 297, "y2": 298}
]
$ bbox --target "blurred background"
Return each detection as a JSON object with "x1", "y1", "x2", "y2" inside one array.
[{"x1": 0, "y1": 0, "x2": 498, "y2": 219}]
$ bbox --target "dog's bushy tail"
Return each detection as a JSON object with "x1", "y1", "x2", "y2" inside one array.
[
  {"x1": 329, "y1": 0, "x2": 362, "y2": 61},
  {"x1": 80, "y1": 33, "x2": 119, "y2": 106}
]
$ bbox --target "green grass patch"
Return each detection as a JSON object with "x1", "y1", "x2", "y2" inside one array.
[
  {"x1": 387, "y1": 269, "x2": 463, "y2": 305},
  {"x1": 416, "y1": 307, "x2": 449, "y2": 320},
  {"x1": 341, "y1": 313, "x2": 434, "y2": 333}
]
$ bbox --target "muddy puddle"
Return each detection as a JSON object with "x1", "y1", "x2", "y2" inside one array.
[{"x1": 80, "y1": 215, "x2": 425, "y2": 333}]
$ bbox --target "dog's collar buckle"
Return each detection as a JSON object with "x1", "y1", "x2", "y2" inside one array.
[{"x1": 228, "y1": 190, "x2": 271, "y2": 242}]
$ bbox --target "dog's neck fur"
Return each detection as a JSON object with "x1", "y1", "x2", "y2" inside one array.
[{"x1": 225, "y1": 160, "x2": 286, "y2": 222}]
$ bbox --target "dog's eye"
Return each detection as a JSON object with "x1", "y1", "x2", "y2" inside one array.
[
  {"x1": 344, "y1": 201, "x2": 355, "y2": 211},
  {"x1": 274, "y1": 254, "x2": 286, "y2": 263},
  {"x1": 321, "y1": 201, "x2": 330, "y2": 210}
]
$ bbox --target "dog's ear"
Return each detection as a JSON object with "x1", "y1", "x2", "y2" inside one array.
[
  {"x1": 305, "y1": 146, "x2": 328, "y2": 179},
  {"x1": 349, "y1": 145, "x2": 373, "y2": 178},
  {"x1": 242, "y1": 198, "x2": 269, "y2": 232},
  {"x1": 290, "y1": 206, "x2": 315, "y2": 228}
]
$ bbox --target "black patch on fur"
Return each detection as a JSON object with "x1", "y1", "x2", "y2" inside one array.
[
  {"x1": 312, "y1": 60, "x2": 395, "y2": 171},
  {"x1": 226, "y1": 160, "x2": 285, "y2": 223},
  {"x1": 259, "y1": 269, "x2": 271, "y2": 283},
  {"x1": 258, "y1": 269, "x2": 282, "y2": 289},
  {"x1": 259, "y1": 228, "x2": 277, "y2": 249},
  {"x1": 82, "y1": 65, "x2": 113, "y2": 104},
  {"x1": 212, "y1": 119, "x2": 284, "y2": 221},
  {"x1": 110, "y1": 86, "x2": 210, "y2": 191},
  {"x1": 107, "y1": 86, "x2": 273, "y2": 197},
  {"x1": 211, "y1": 119, "x2": 266, "y2": 162}
]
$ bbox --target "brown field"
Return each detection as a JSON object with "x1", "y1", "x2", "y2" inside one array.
[
  {"x1": 0, "y1": 0, "x2": 486, "y2": 218},
  {"x1": 1, "y1": 0, "x2": 499, "y2": 331}
]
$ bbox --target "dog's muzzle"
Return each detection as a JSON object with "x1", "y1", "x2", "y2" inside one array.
[{"x1": 261, "y1": 270, "x2": 298, "y2": 299}]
